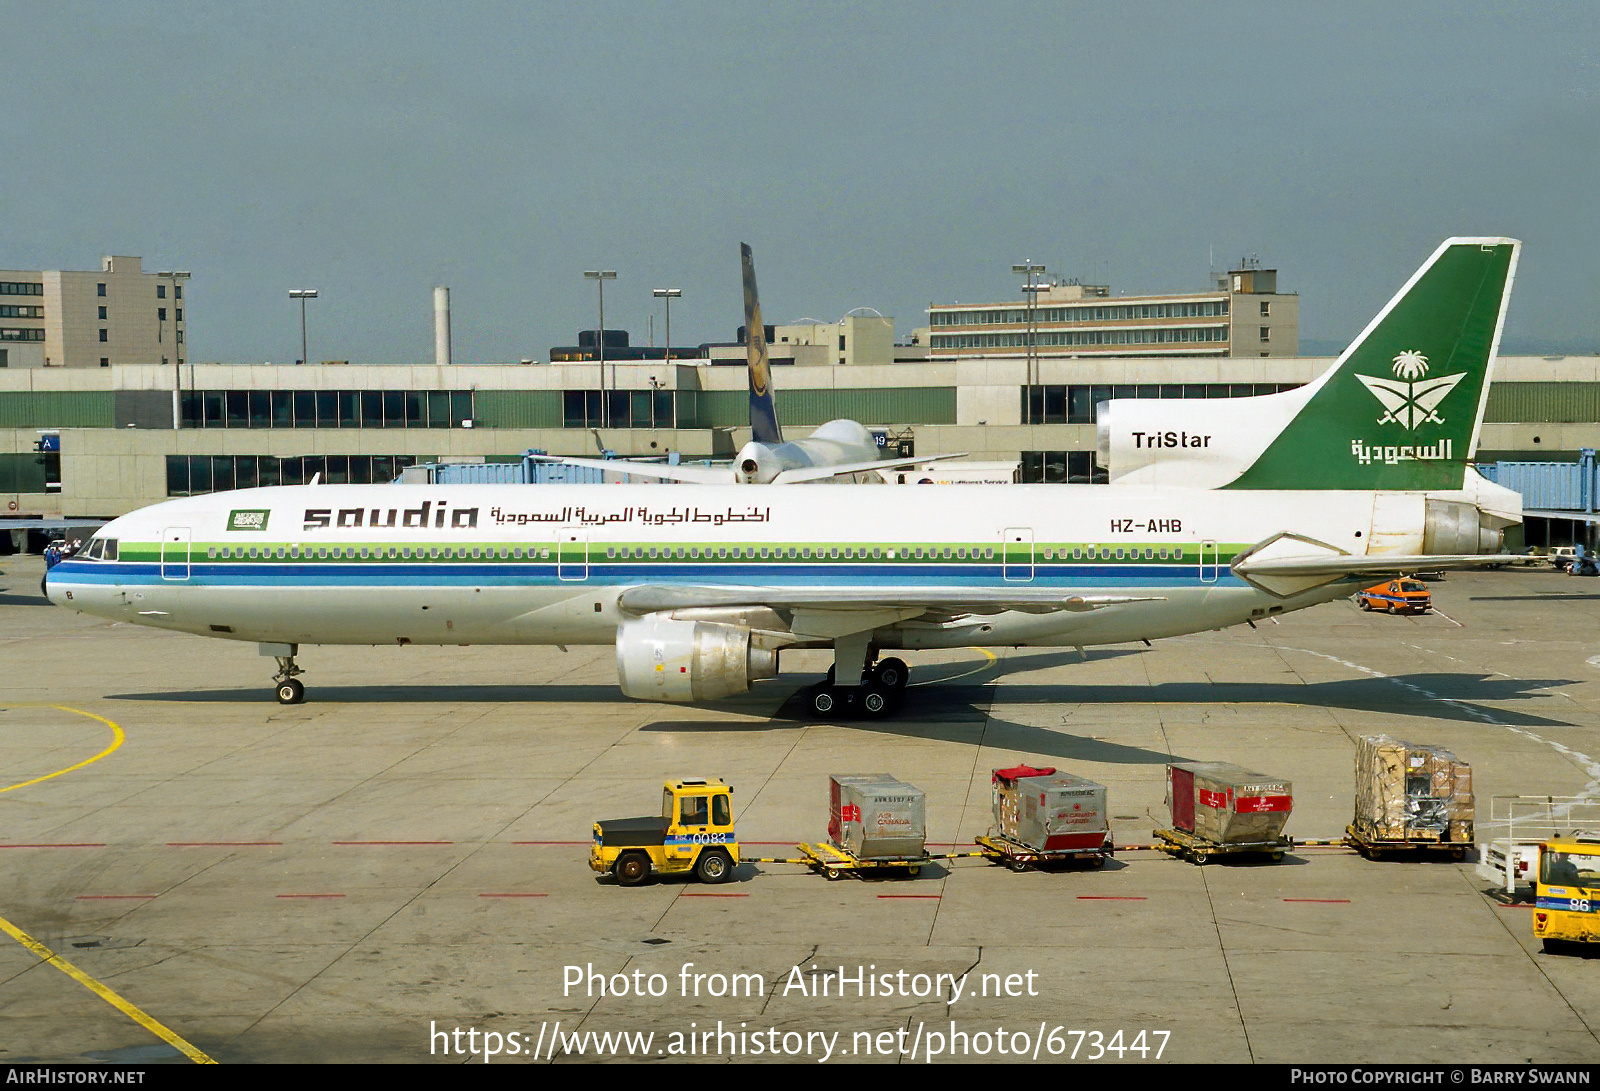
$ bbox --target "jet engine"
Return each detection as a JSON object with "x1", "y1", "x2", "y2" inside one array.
[
  {"x1": 1422, "y1": 500, "x2": 1504, "y2": 555},
  {"x1": 616, "y1": 614, "x2": 779, "y2": 702}
]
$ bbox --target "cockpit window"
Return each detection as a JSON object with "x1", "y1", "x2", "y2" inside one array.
[
  {"x1": 85, "y1": 539, "x2": 104, "y2": 560},
  {"x1": 103, "y1": 538, "x2": 118, "y2": 560}
]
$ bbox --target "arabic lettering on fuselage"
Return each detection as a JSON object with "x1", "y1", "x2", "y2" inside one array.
[
  {"x1": 1349, "y1": 438, "x2": 1453, "y2": 466},
  {"x1": 485, "y1": 505, "x2": 772, "y2": 528}
]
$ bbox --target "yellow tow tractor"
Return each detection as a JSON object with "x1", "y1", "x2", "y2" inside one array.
[
  {"x1": 590, "y1": 778, "x2": 740, "y2": 886},
  {"x1": 1533, "y1": 835, "x2": 1600, "y2": 952}
]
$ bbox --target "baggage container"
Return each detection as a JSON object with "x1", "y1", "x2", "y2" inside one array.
[
  {"x1": 1168, "y1": 762, "x2": 1292, "y2": 845},
  {"x1": 829, "y1": 773, "x2": 925, "y2": 860},
  {"x1": 1352, "y1": 735, "x2": 1473, "y2": 845},
  {"x1": 992, "y1": 766, "x2": 1109, "y2": 852}
]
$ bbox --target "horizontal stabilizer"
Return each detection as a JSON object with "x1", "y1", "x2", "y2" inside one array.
[
  {"x1": 524, "y1": 456, "x2": 734, "y2": 484},
  {"x1": 770, "y1": 452, "x2": 970, "y2": 484},
  {"x1": 1230, "y1": 553, "x2": 1521, "y2": 578}
]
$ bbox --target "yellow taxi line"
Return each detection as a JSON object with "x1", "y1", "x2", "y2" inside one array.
[
  {"x1": 0, "y1": 705, "x2": 124, "y2": 794},
  {"x1": 0, "y1": 911, "x2": 215, "y2": 1064}
]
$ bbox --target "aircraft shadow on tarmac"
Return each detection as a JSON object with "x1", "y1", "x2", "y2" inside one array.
[
  {"x1": 0, "y1": 591, "x2": 51, "y2": 607},
  {"x1": 107, "y1": 650, "x2": 1577, "y2": 766}
]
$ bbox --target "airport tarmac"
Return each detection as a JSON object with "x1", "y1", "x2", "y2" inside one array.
[{"x1": 2, "y1": 554, "x2": 1599, "y2": 1064}]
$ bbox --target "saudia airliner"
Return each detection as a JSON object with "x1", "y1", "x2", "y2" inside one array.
[{"x1": 46, "y1": 238, "x2": 1523, "y2": 719}]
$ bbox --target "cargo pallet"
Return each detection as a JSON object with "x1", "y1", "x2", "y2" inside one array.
[
  {"x1": 1153, "y1": 827, "x2": 1291, "y2": 864},
  {"x1": 795, "y1": 841, "x2": 927, "y2": 880},
  {"x1": 1344, "y1": 823, "x2": 1470, "y2": 861},
  {"x1": 974, "y1": 833, "x2": 1114, "y2": 872}
]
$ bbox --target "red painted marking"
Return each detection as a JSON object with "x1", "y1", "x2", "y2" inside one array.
[
  {"x1": 511, "y1": 841, "x2": 589, "y2": 845},
  {"x1": 479, "y1": 893, "x2": 548, "y2": 898},
  {"x1": 167, "y1": 841, "x2": 281, "y2": 847},
  {"x1": 276, "y1": 893, "x2": 346, "y2": 899},
  {"x1": 680, "y1": 892, "x2": 749, "y2": 898},
  {"x1": 0, "y1": 844, "x2": 106, "y2": 849},
  {"x1": 1236, "y1": 795, "x2": 1293, "y2": 814},
  {"x1": 332, "y1": 840, "x2": 453, "y2": 846},
  {"x1": 75, "y1": 894, "x2": 156, "y2": 900},
  {"x1": 877, "y1": 894, "x2": 941, "y2": 899},
  {"x1": 1283, "y1": 898, "x2": 1351, "y2": 904},
  {"x1": 1077, "y1": 895, "x2": 1147, "y2": 901}
]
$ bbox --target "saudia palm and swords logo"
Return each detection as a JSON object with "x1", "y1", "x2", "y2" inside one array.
[
  {"x1": 1349, "y1": 351, "x2": 1466, "y2": 466},
  {"x1": 1356, "y1": 351, "x2": 1465, "y2": 429}
]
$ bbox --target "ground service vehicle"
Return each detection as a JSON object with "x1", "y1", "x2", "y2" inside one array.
[
  {"x1": 1534, "y1": 836, "x2": 1600, "y2": 952},
  {"x1": 590, "y1": 778, "x2": 739, "y2": 886},
  {"x1": 1355, "y1": 579, "x2": 1432, "y2": 614}
]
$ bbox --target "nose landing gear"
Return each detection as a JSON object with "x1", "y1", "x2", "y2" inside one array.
[{"x1": 261, "y1": 642, "x2": 306, "y2": 704}]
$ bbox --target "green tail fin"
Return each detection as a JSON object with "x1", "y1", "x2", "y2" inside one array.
[{"x1": 1225, "y1": 237, "x2": 1518, "y2": 491}]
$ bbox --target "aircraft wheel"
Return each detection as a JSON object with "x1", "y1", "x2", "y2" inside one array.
[
  {"x1": 695, "y1": 849, "x2": 733, "y2": 884},
  {"x1": 875, "y1": 657, "x2": 910, "y2": 690},
  {"x1": 860, "y1": 686, "x2": 891, "y2": 718},
  {"x1": 810, "y1": 686, "x2": 838, "y2": 718},
  {"x1": 275, "y1": 679, "x2": 305, "y2": 705},
  {"x1": 614, "y1": 852, "x2": 651, "y2": 887}
]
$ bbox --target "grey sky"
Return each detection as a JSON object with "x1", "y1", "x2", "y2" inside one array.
[{"x1": 4, "y1": 2, "x2": 1596, "y2": 362}]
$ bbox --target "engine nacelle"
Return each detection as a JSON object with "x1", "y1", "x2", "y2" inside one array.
[
  {"x1": 1422, "y1": 500, "x2": 1503, "y2": 555},
  {"x1": 616, "y1": 614, "x2": 778, "y2": 702}
]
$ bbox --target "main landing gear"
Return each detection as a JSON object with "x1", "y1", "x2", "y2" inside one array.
[
  {"x1": 262, "y1": 642, "x2": 306, "y2": 704},
  {"x1": 808, "y1": 655, "x2": 910, "y2": 721}
]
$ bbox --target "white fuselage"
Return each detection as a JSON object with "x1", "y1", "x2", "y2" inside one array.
[{"x1": 47, "y1": 481, "x2": 1426, "y2": 654}]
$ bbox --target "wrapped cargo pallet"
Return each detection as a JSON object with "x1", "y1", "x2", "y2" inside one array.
[
  {"x1": 1168, "y1": 762, "x2": 1293, "y2": 845},
  {"x1": 828, "y1": 773, "x2": 926, "y2": 861},
  {"x1": 992, "y1": 766, "x2": 1110, "y2": 852},
  {"x1": 1353, "y1": 735, "x2": 1473, "y2": 843}
]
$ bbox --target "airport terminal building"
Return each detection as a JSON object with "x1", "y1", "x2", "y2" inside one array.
[
  {"x1": 1, "y1": 254, "x2": 1595, "y2": 547},
  {"x1": 1, "y1": 352, "x2": 1593, "y2": 517}
]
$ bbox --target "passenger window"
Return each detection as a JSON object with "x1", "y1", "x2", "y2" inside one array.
[
  {"x1": 680, "y1": 796, "x2": 708, "y2": 826},
  {"x1": 713, "y1": 795, "x2": 731, "y2": 827}
]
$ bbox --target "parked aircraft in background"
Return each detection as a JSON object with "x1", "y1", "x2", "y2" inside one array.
[{"x1": 531, "y1": 244, "x2": 964, "y2": 485}]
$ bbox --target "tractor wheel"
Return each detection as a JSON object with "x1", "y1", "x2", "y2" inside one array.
[
  {"x1": 695, "y1": 849, "x2": 733, "y2": 884},
  {"x1": 614, "y1": 852, "x2": 651, "y2": 887}
]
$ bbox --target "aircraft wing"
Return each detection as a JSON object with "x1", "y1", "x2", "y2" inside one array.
[
  {"x1": 1229, "y1": 553, "x2": 1522, "y2": 578},
  {"x1": 769, "y1": 453, "x2": 972, "y2": 484},
  {"x1": 524, "y1": 456, "x2": 734, "y2": 484},
  {"x1": 619, "y1": 584, "x2": 1165, "y2": 618}
]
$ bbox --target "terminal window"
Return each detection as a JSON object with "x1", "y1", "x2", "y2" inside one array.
[
  {"x1": 166, "y1": 454, "x2": 421, "y2": 495},
  {"x1": 180, "y1": 389, "x2": 473, "y2": 429},
  {"x1": 1020, "y1": 450, "x2": 1102, "y2": 484},
  {"x1": 1022, "y1": 382, "x2": 1302, "y2": 425}
]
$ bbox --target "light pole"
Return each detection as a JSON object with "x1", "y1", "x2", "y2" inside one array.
[
  {"x1": 652, "y1": 288, "x2": 681, "y2": 365},
  {"x1": 289, "y1": 289, "x2": 318, "y2": 367},
  {"x1": 583, "y1": 270, "x2": 616, "y2": 427},
  {"x1": 159, "y1": 270, "x2": 191, "y2": 428},
  {"x1": 1012, "y1": 262, "x2": 1047, "y2": 418}
]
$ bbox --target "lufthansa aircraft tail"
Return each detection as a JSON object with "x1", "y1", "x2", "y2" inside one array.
[
  {"x1": 1099, "y1": 238, "x2": 1519, "y2": 492},
  {"x1": 742, "y1": 242, "x2": 783, "y2": 445}
]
